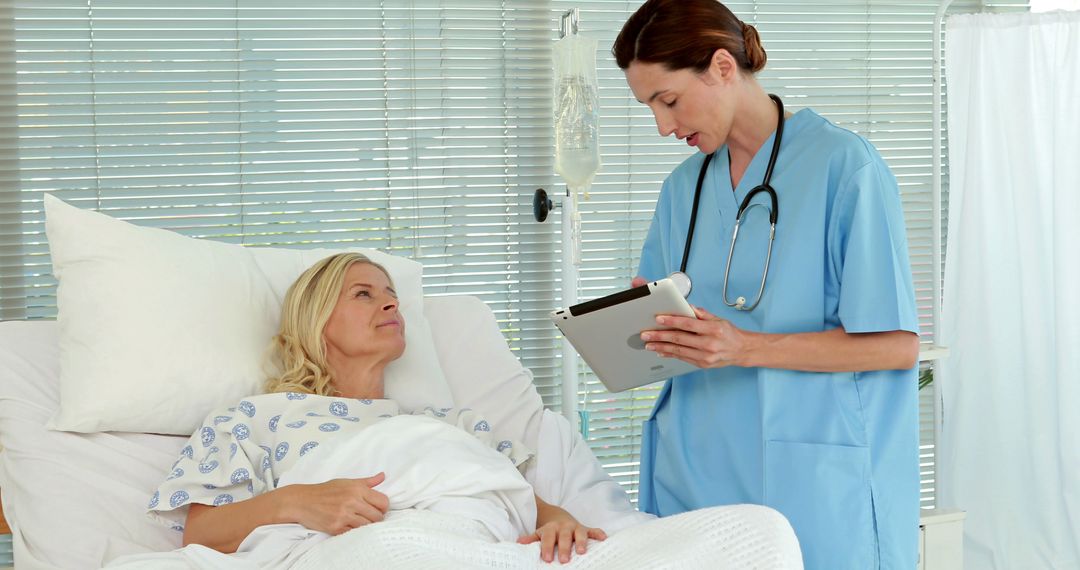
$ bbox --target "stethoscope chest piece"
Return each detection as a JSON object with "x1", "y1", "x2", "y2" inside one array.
[{"x1": 668, "y1": 271, "x2": 692, "y2": 298}]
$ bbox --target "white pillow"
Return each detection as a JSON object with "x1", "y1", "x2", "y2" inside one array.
[
  {"x1": 44, "y1": 194, "x2": 453, "y2": 435},
  {"x1": 424, "y1": 295, "x2": 545, "y2": 454}
]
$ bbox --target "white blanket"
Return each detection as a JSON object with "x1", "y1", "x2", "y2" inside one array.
[
  {"x1": 107, "y1": 411, "x2": 803, "y2": 569},
  {"x1": 110, "y1": 413, "x2": 537, "y2": 569},
  {"x1": 525, "y1": 411, "x2": 654, "y2": 535},
  {"x1": 289, "y1": 505, "x2": 802, "y2": 569}
]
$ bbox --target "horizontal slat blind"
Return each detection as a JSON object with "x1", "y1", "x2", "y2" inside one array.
[
  {"x1": 0, "y1": 0, "x2": 1031, "y2": 517},
  {"x1": 563, "y1": 0, "x2": 1026, "y2": 506},
  {"x1": 1, "y1": 0, "x2": 19, "y2": 323},
  {"x1": 919, "y1": 365, "x2": 936, "y2": 508},
  {"x1": 2, "y1": 0, "x2": 564, "y2": 400},
  {"x1": 0, "y1": 534, "x2": 12, "y2": 567}
]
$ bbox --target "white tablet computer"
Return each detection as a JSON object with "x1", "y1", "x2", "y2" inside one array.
[{"x1": 551, "y1": 278, "x2": 700, "y2": 393}]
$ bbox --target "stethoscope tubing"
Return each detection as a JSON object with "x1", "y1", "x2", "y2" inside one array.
[{"x1": 674, "y1": 94, "x2": 784, "y2": 311}]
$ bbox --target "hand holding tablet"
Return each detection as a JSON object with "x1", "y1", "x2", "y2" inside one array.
[{"x1": 550, "y1": 278, "x2": 700, "y2": 392}]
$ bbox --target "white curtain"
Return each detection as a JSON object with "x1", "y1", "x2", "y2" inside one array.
[{"x1": 939, "y1": 10, "x2": 1080, "y2": 569}]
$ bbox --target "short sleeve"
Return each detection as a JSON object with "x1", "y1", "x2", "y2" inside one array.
[
  {"x1": 147, "y1": 403, "x2": 269, "y2": 531},
  {"x1": 827, "y1": 157, "x2": 920, "y2": 335}
]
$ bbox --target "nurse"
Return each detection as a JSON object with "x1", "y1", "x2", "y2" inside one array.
[{"x1": 613, "y1": 1, "x2": 921, "y2": 568}]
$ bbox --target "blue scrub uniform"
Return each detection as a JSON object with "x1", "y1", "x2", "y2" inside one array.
[{"x1": 637, "y1": 109, "x2": 920, "y2": 570}]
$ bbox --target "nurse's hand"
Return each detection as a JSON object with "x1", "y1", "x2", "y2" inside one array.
[
  {"x1": 631, "y1": 276, "x2": 648, "y2": 288},
  {"x1": 641, "y1": 305, "x2": 753, "y2": 368}
]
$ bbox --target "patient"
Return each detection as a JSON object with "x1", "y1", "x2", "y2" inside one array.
[{"x1": 148, "y1": 253, "x2": 606, "y2": 565}]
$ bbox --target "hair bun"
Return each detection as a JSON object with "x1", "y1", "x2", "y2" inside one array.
[{"x1": 740, "y1": 22, "x2": 767, "y2": 73}]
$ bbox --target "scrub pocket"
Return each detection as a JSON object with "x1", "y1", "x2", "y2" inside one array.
[{"x1": 764, "y1": 440, "x2": 876, "y2": 570}]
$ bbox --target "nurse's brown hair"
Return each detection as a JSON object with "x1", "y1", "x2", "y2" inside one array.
[{"x1": 612, "y1": 0, "x2": 766, "y2": 74}]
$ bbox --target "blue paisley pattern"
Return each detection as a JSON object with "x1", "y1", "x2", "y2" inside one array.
[{"x1": 146, "y1": 393, "x2": 523, "y2": 534}]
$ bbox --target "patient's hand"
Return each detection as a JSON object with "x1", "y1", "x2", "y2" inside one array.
[
  {"x1": 519, "y1": 495, "x2": 607, "y2": 563},
  {"x1": 183, "y1": 472, "x2": 388, "y2": 553},
  {"x1": 286, "y1": 473, "x2": 390, "y2": 536}
]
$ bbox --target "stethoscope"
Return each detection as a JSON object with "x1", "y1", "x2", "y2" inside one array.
[{"x1": 669, "y1": 94, "x2": 784, "y2": 312}]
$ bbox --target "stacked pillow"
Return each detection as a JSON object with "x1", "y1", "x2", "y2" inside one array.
[{"x1": 43, "y1": 194, "x2": 453, "y2": 435}]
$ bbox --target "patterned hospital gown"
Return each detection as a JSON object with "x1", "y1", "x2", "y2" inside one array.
[{"x1": 148, "y1": 392, "x2": 531, "y2": 531}]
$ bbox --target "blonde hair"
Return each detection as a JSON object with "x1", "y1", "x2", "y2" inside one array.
[{"x1": 266, "y1": 252, "x2": 394, "y2": 396}]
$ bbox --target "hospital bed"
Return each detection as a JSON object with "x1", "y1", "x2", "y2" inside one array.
[{"x1": 0, "y1": 200, "x2": 802, "y2": 569}]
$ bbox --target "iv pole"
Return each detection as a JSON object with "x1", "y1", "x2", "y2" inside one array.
[
  {"x1": 533, "y1": 8, "x2": 592, "y2": 430},
  {"x1": 532, "y1": 183, "x2": 579, "y2": 429},
  {"x1": 557, "y1": 8, "x2": 581, "y2": 430}
]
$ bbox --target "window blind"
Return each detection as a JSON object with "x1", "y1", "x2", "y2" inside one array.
[
  {"x1": 1, "y1": 0, "x2": 1028, "y2": 515},
  {"x1": 1, "y1": 0, "x2": 564, "y2": 400},
  {"x1": 0, "y1": 449, "x2": 11, "y2": 564},
  {"x1": 0, "y1": 534, "x2": 12, "y2": 567}
]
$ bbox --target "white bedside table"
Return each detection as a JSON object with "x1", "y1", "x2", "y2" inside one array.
[{"x1": 919, "y1": 508, "x2": 966, "y2": 570}]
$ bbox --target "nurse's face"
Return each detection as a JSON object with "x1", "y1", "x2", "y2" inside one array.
[{"x1": 625, "y1": 53, "x2": 738, "y2": 155}]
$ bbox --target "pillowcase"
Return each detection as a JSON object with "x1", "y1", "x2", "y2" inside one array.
[
  {"x1": 424, "y1": 295, "x2": 545, "y2": 454},
  {"x1": 44, "y1": 194, "x2": 453, "y2": 435}
]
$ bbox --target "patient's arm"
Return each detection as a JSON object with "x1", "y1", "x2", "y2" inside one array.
[
  {"x1": 519, "y1": 494, "x2": 607, "y2": 564},
  {"x1": 184, "y1": 474, "x2": 389, "y2": 553}
]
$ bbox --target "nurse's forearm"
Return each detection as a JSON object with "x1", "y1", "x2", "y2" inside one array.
[{"x1": 743, "y1": 327, "x2": 919, "y2": 372}]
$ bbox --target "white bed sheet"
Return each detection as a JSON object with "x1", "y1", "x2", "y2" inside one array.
[{"x1": 0, "y1": 320, "x2": 187, "y2": 568}]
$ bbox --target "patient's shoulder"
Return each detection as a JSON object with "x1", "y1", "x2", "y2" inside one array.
[{"x1": 193, "y1": 392, "x2": 293, "y2": 429}]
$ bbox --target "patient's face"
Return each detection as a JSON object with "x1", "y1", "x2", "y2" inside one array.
[{"x1": 323, "y1": 262, "x2": 406, "y2": 366}]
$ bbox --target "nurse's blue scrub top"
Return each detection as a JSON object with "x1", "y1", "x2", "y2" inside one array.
[{"x1": 636, "y1": 109, "x2": 920, "y2": 570}]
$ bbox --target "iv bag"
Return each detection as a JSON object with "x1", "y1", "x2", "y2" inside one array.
[{"x1": 553, "y1": 34, "x2": 600, "y2": 192}]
